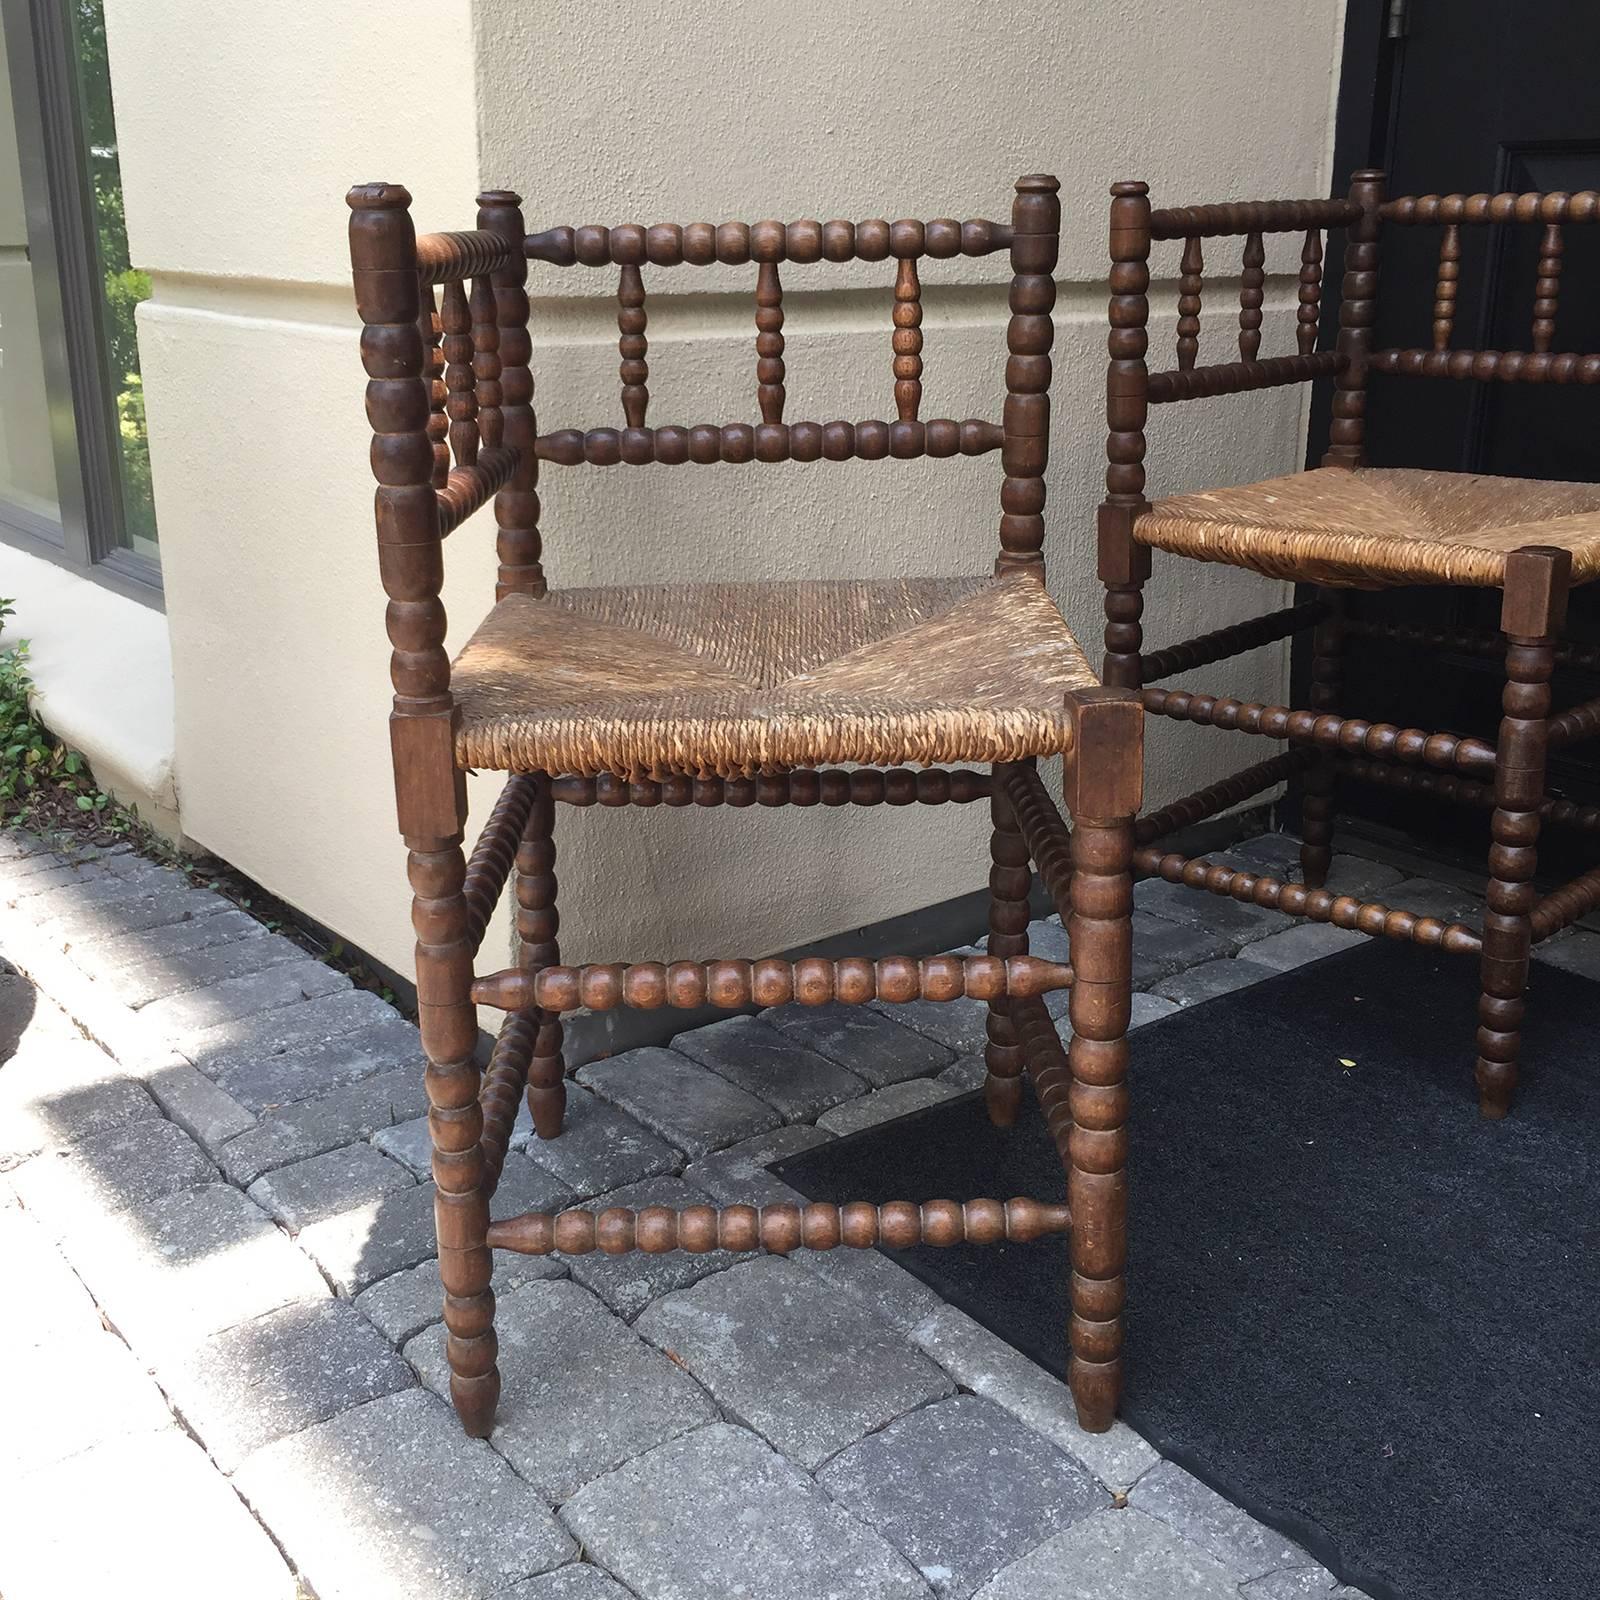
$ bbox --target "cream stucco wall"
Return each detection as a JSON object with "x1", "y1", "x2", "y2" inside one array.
[{"x1": 106, "y1": 0, "x2": 1346, "y2": 983}]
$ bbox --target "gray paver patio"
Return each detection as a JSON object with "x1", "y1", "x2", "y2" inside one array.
[
  {"x1": 635, "y1": 1254, "x2": 954, "y2": 1468},
  {"x1": 819, "y1": 1394, "x2": 1105, "y2": 1596},
  {"x1": 0, "y1": 822, "x2": 1390, "y2": 1600},
  {"x1": 561, "y1": 1422, "x2": 930, "y2": 1600},
  {"x1": 673, "y1": 1012, "x2": 867, "y2": 1119},
  {"x1": 407, "y1": 1278, "x2": 718, "y2": 1501},
  {"x1": 233, "y1": 1388, "x2": 575, "y2": 1599},
  {"x1": 577, "y1": 1043, "x2": 781, "y2": 1154}
]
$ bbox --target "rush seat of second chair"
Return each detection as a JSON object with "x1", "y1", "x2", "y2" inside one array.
[
  {"x1": 1098, "y1": 170, "x2": 1600, "y2": 1119},
  {"x1": 347, "y1": 174, "x2": 1143, "y2": 1441}
]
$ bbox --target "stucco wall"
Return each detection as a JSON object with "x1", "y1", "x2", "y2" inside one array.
[{"x1": 107, "y1": 0, "x2": 1346, "y2": 983}]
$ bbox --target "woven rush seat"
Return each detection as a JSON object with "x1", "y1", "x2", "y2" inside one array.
[
  {"x1": 451, "y1": 571, "x2": 1097, "y2": 777},
  {"x1": 1135, "y1": 467, "x2": 1600, "y2": 589}
]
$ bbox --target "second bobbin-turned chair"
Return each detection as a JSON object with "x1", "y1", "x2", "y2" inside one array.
[
  {"x1": 1098, "y1": 168, "x2": 1600, "y2": 1119},
  {"x1": 349, "y1": 174, "x2": 1144, "y2": 1440}
]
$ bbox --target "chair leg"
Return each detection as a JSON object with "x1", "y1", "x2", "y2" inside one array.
[
  {"x1": 517, "y1": 774, "x2": 565, "y2": 1139},
  {"x1": 1299, "y1": 588, "x2": 1344, "y2": 888},
  {"x1": 1063, "y1": 690, "x2": 1140, "y2": 1433},
  {"x1": 1476, "y1": 548, "x2": 1568, "y2": 1119},
  {"x1": 984, "y1": 765, "x2": 1030, "y2": 1128},
  {"x1": 414, "y1": 835, "x2": 500, "y2": 1437}
]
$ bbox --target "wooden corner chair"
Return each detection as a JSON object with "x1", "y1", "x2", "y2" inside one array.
[
  {"x1": 1097, "y1": 168, "x2": 1600, "y2": 1119},
  {"x1": 347, "y1": 175, "x2": 1142, "y2": 1439}
]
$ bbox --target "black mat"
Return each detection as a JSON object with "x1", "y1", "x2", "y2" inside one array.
[{"x1": 774, "y1": 940, "x2": 1600, "y2": 1600}]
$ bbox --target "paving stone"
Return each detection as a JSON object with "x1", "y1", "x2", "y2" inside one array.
[
  {"x1": 155, "y1": 1299, "x2": 414, "y2": 1471},
  {"x1": 635, "y1": 1255, "x2": 952, "y2": 1468},
  {"x1": 562, "y1": 1421, "x2": 928, "y2": 1600},
  {"x1": 133, "y1": 958, "x2": 350, "y2": 1041},
  {"x1": 817, "y1": 1074, "x2": 958, "y2": 1136},
  {"x1": 0, "y1": 1205, "x2": 100, "y2": 1357},
  {"x1": 12, "y1": 1118, "x2": 217, "y2": 1237},
  {"x1": 578, "y1": 1045, "x2": 779, "y2": 1156},
  {"x1": 143, "y1": 1060, "x2": 257, "y2": 1151},
  {"x1": 0, "y1": 1035, "x2": 161, "y2": 1166},
  {"x1": 912, "y1": 1304, "x2": 1158, "y2": 1491},
  {"x1": 1130, "y1": 1458, "x2": 1309, "y2": 1579},
  {"x1": 1130, "y1": 910, "x2": 1236, "y2": 987},
  {"x1": 355, "y1": 1250, "x2": 567, "y2": 1346},
  {"x1": 511, "y1": 1080, "x2": 682, "y2": 1198},
  {"x1": 972, "y1": 1506, "x2": 1237, "y2": 1600},
  {"x1": 500, "y1": 1566, "x2": 635, "y2": 1599},
  {"x1": 67, "y1": 905, "x2": 269, "y2": 972},
  {"x1": 5, "y1": 856, "x2": 170, "y2": 904},
  {"x1": 183, "y1": 988, "x2": 404, "y2": 1081},
  {"x1": 407, "y1": 1278, "x2": 716, "y2": 1502},
  {"x1": 819, "y1": 1394, "x2": 1105, "y2": 1596},
  {"x1": 1, "y1": 1430, "x2": 298, "y2": 1600},
  {"x1": 220, "y1": 1065, "x2": 431, "y2": 1183},
  {"x1": 57, "y1": 1181, "x2": 328, "y2": 1355},
  {"x1": 1242, "y1": 921, "x2": 1368, "y2": 972},
  {"x1": 684, "y1": 1120, "x2": 832, "y2": 1205},
  {"x1": 760, "y1": 999, "x2": 954, "y2": 1086},
  {"x1": 247, "y1": 1140, "x2": 416, "y2": 1232},
  {"x1": 1378, "y1": 875, "x2": 1482, "y2": 923},
  {"x1": 1135, "y1": 875, "x2": 1293, "y2": 947},
  {"x1": 938, "y1": 1052, "x2": 987, "y2": 1090},
  {"x1": 1227, "y1": 831, "x2": 1305, "y2": 872},
  {"x1": 1151, "y1": 956, "x2": 1279, "y2": 1008},
  {"x1": 1240, "y1": 1567, "x2": 1340, "y2": 1597},
  {"x1": 1533, "y1": 927, "x2": 1600, "y2": 977},
  {"x1": 868, "y1": 990, "x2": 989, "y2": 1055},
  {"x1": 92, "y1": 926, "x2": 311, "y2": 1008},
  {"x1": 0, "y1": 1325, "x2": 174, "y2": 1480},
  {"x1": 1320, "y1": 853, "x2": 1406, "y2": 897},
  {"x1": 34, "y1": 880, "x2": 232, "y2": 944},
  {"x1": 234, "y1": 1387, "x2": 574, "y2": 1599},
  {"x1": 671, "y1": 1013, "x2": 865, "y2": 1120},
  {"x1": 1130, "y1": 991, "x2": 1181, "y2": 1027},
  {"x1": 566, "y1": 1173, "x2": 739, "y2": 1318},
  {"x1": 795, "y1": 1240, "x2": 949, "y2": 1334},
  {"x1": 298, "y1": 1152, "x2": 572, "y2": 1296},
  {"x1": 211, "y1": 1013, "x2": 423, "y2": 1111},
  {"x1": 371, "y1": 1113, "x2": 435, "y2": 1177}
]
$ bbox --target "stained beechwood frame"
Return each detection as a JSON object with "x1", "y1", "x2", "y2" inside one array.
[
  {"x1": 348, "y1": 175, "x2": 1143, "y2": 1439},
  {"x1": 1098, "y1": 169, "x2": 1600, "y2": 1120}
]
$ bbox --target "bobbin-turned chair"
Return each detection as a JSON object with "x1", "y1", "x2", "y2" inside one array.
[
  {"x1": 348, "y1": 174, "x2": 1142, "y2": 1439},
  {"x1": 1099, "y1": 168, "x2": 1600, "y2": 1119}
]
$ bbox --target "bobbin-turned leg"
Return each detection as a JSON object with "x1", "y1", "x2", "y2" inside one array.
[
  {"x1": 517, "y1": 774, "x2": 565, "y2": 1139},
  {"x1": 984, "y1": 765, "x2": 1030, "y2": 1128},
  {"x1": 1476, "y1": 547, "x2": 1569, "y2": 1119},
  {"x1": 1062, "y1": 689, "x2": 1142, "y2": 1433},
  {"x1": 1299, "y1": 587, "x2": 1345, "y2": 888},
  {"x1": 350, "y1": 183, "x2": 498, "y2": 1438},
  {"x1": 415, "y1": 827, "x2": 499, "y2": 1436}
]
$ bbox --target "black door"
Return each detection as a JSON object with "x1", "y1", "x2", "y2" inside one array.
[{"x1": 1302, "y1": 0, "x2": 1600, "y2": 877}]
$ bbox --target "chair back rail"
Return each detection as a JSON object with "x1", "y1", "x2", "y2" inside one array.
[
  {"x1": 355, "y1": 178, "x2": 1060, "y2": 594},
  {"x1": 1104, "y1": 172, "x2": 1600, "y2": 489}
]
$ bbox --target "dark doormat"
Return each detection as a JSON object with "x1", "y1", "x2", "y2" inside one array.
[{"x1": 773, "y1": 939, "x2": 1600, "y2": 1600}]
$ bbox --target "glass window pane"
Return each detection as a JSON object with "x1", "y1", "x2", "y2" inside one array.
[
  {"x1": 0, "y1": 16, "x2": 61, "y2": 536},
  {"x1": 70, "y1": 0, "x2": 155, "y2": 561}
]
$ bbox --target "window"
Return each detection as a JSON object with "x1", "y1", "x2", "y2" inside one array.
[{"x1": 0, "y1": 0, "x2": 157, "y2": 598}]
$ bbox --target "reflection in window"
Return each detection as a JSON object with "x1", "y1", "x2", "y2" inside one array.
[{"x1": 70, "y1": 0, "x2": 154, "y2": 559}]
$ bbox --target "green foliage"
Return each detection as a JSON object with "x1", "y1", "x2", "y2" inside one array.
[{"x1": 0, "y1": 599, "x2": 119, "y2": 825}]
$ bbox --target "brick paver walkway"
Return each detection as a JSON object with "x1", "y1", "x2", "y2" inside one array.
[{"x1": 6, "y1": 824, "x2": 1584, "y2": 1597}]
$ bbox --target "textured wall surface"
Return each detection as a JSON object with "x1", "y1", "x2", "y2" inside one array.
[{"x1": 108, "y1": 0, "x2": 1346, "y2": 980}]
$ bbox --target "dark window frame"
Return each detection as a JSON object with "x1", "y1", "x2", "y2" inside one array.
[{"x1": 0, "y1": 0, "x2": 160, "y2": 607}]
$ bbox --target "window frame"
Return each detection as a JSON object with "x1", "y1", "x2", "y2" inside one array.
[{"x1": 0, "y1": 0, "x2": 160, "y2": 607}]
